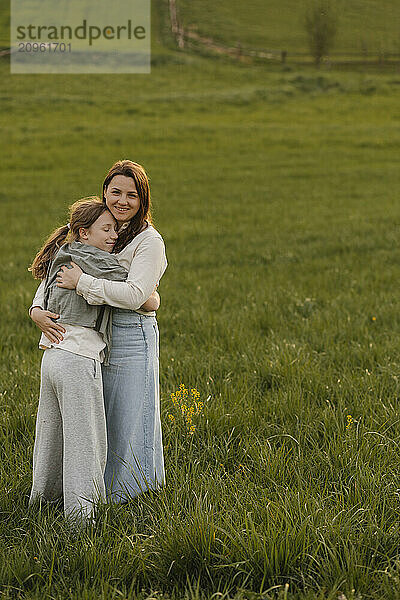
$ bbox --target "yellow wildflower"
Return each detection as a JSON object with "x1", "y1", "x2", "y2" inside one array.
[{"x1": 167, "y1": 384, "x2": 204, "y2": 435}]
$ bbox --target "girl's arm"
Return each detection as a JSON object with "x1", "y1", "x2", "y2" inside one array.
[
  {"x1": 29, "y1": 280, "x2": 66, "y2": 343},
  {"x1": 29, "y1": 279, "x2": 45, "y2": 315},
  {"x1": 140, "y1": 290, "x2": 160, "y2": 312},
  {"x1": 59, "y1": 236, "x2": 167, "y2": 311}
]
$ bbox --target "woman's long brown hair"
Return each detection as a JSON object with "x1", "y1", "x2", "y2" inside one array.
[
  {"x1": 102, "y1": 160, "x2": 153, "y2": 253},
  {"x1": 29, "y1": 197, "x2": 111, "y2": 280}
]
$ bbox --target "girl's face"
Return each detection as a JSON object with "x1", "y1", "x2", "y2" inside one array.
[
  {"x1": 104, "y1": 174, "x2": 141, "y2": 223},
  {"x1": 79, "y1": 211, "x2": 118, "y2": 253}
]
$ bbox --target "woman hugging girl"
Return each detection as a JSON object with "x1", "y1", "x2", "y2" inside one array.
[{"x1": 29, "y1": 197, "x2": 159, "y2": 524}]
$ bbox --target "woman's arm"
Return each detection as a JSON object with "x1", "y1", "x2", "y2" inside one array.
[
  {"x1": 29, "y1": 280, "x2": 66, "y2": 343},
  {"x1": 58, "y1": 236, "x2": 167, "y2": 311}
]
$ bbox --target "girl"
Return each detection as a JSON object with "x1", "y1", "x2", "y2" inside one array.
[
  {"x1": 34, "y1": 160, "x2": 168, "y2": 503},
  {"x1": 29, "y1": 197, "x2": 159, "y2": 521}
]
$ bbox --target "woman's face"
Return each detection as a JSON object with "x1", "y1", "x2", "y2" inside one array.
[{"x1": 104, "y1": 174, "x2": 141, "y2": 223}]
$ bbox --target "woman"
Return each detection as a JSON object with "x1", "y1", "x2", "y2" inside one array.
[{"x1": 30, "y1": 160, "x2": 167, "y2": 503}]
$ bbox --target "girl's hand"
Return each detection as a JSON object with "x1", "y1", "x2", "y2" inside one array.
[
  {"x1": 56, "y1": 262, "x2": 83, "y2": 289},
  {"x1": 140, "y1": 290, "x2": 160, "y2": 312},
  {"x1": 30, "y1": 307, "x2": 66, "y2": 344}
]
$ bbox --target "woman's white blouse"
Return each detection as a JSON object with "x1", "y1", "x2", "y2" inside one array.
[{"x1": 76, "y1": 225, "x2": 167, "y2": 313}]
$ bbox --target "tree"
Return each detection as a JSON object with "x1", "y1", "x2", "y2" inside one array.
[{"x1": 304, "y1": 0, "x2": 338, "y2": 67}]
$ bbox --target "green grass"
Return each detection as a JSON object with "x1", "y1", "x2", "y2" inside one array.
[
  {"x1": 177, "y1": 0, "x2": 400, "y2": 55},
  {"x1": 2, "y1": 6, "x2": 400, "y2": 599},
  {"x1": 0, "y1": 0, "x2": 9, "y2": 48}
]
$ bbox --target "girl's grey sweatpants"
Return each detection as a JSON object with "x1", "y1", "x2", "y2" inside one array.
[{"x1": 29, "y1": 347, "x2": 107, "y2": 522}]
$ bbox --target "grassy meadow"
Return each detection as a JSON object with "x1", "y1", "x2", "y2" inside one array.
[{"x1": 1, "y1": 1, "x2": 400, "y2": 599}]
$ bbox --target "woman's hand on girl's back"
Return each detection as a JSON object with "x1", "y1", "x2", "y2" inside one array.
[{"x1": 30, "y1": 307, "x2": 66, "y2": 343}]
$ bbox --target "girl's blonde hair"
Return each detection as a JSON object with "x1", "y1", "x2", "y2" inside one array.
[{"x1": 29, "y1": 197, "x2": 113, "y2": 280}]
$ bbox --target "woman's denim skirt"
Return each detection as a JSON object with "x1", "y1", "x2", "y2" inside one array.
[{"x1": 101, "y1": 308, "x2": 165, "y2": 502}]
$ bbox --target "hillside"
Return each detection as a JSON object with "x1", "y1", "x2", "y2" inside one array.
[
  {"x1": 3, "y1": 1, "x2": 400, "y2": 58},
  {"x1": 176, "y1": 0, "x2": 400, "y2": 56}
]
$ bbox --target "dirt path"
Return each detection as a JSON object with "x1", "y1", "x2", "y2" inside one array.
[{"x1": 167, "y1": 0, "x2": 284, "y2": 62}]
